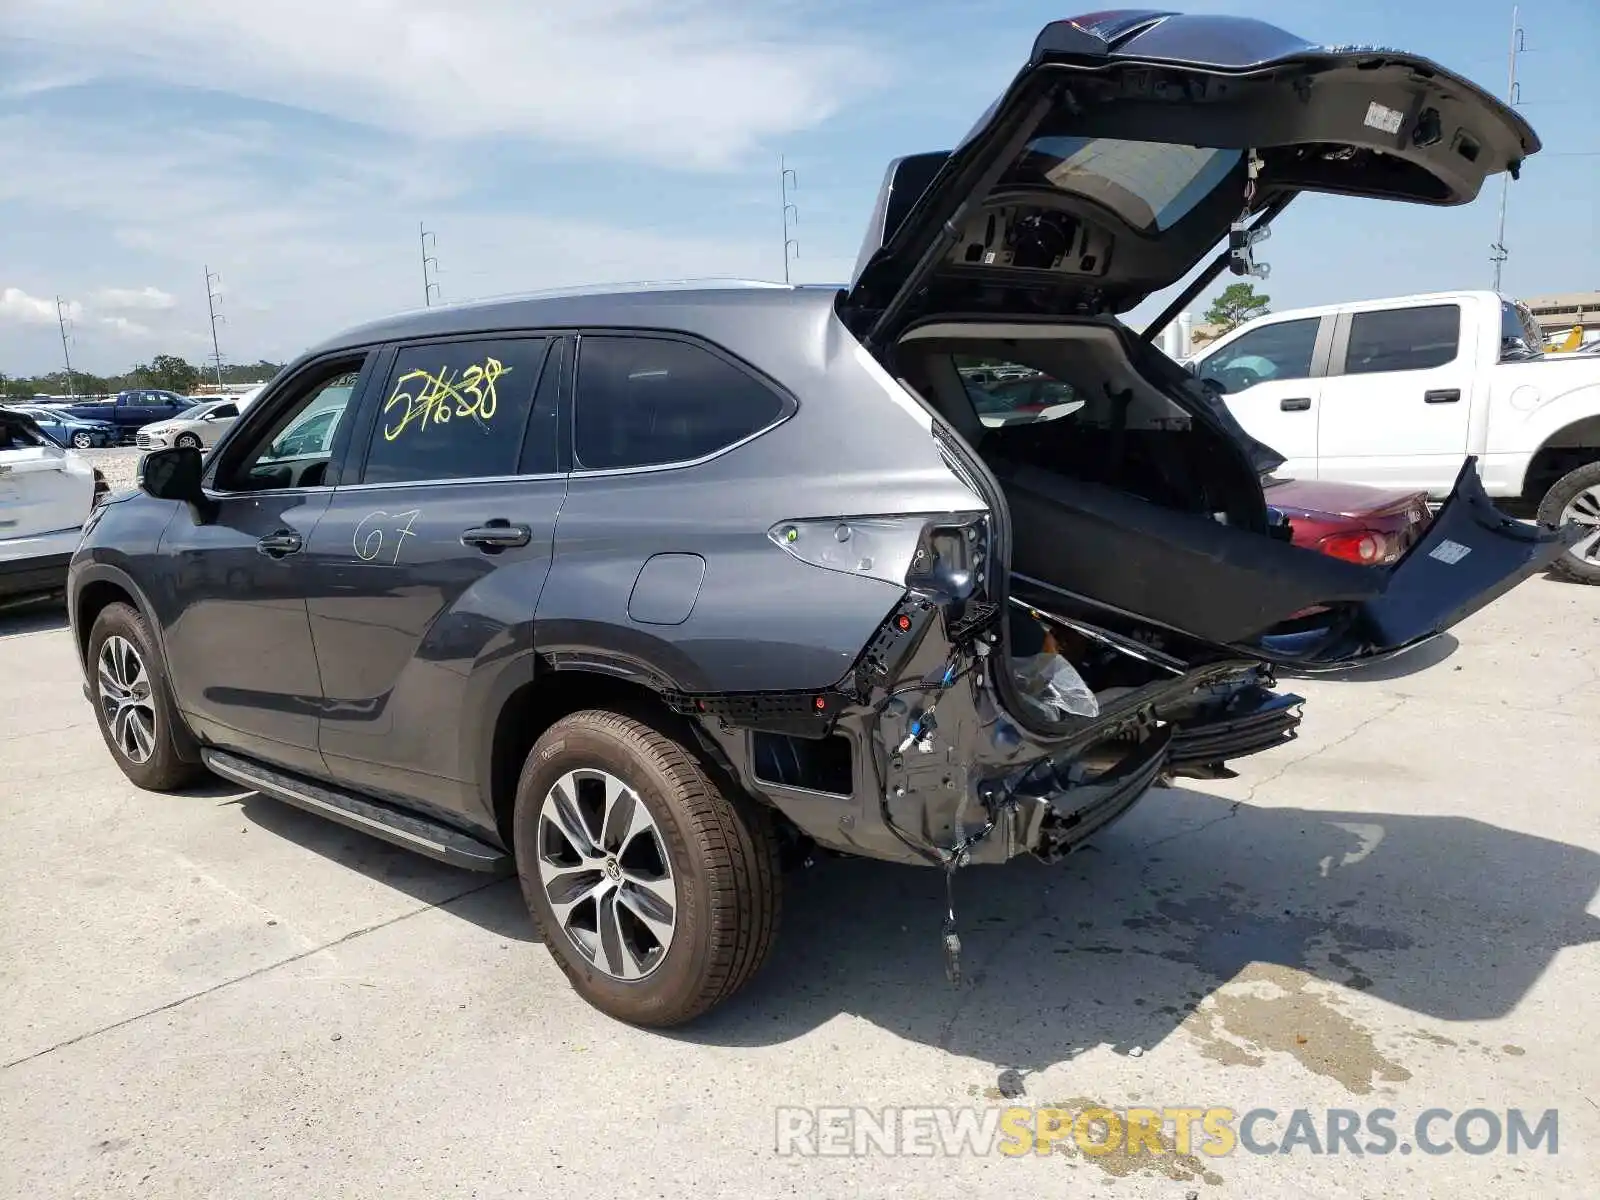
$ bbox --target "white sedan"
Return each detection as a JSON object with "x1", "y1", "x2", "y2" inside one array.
[{"x1": 136, "y1": 390, "x2": 258, "y2": 451}]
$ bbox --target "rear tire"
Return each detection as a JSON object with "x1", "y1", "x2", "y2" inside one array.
[
  {"x1": 1537, "y1": 460, "x2": 1600, "y2": 584},
  {"x1": 86, "y1": 603, "x2": 208, "y2": 791},
  {"x1": 513, "y1": 710, "x2": 782, "y2": 1027}
]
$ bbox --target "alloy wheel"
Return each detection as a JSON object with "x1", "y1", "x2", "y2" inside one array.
[
  {"x1": 97, "y1": 635, "x2": 157, "y2": 764},
  {"x1": 1562, "y1": 484, "x2": 1600, "y2": 566},
  {"x1": 72, "y1": 431, "x2": 94, "y2": 448},
  {"x1": 536, "y1": 768, "x2": 677, "y2": 980}
]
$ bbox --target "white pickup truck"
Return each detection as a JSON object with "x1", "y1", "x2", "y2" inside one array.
[{"x1": 1188, "y1": 290, "x2": 1600, "y2": 582}]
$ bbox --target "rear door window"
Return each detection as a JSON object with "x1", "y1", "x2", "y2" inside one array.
[
  {"x1": 573, "y1": 336, "x2": 790, "y2": 470},
  {"x1": 361, "y1": 337, "x2": 551, "y2": 484},
  {"x1": 1343, "y1": 304, "x2": 1461, "y2": 374},
  {"x1": 1197, "y1": 317, "x2": 1321, "y2": 395}
]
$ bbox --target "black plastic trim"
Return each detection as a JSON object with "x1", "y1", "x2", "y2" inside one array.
[{"x1": 205, "y1": 750, "x2": 510, "y2": 872}]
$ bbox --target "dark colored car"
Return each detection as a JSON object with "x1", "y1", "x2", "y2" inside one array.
[
  {"x1": 1266, "y1": 478, "x2": 1433, "y2": 565},
  {"x1": 1, "y1": 404, "x2": 119, "y2": 449},
  {"x1": 68, "y1": 12, "x2": 1576, "y2": 1026},
  {"x1": 52, "y1": 389, "x2": 194, "y2": 443}
]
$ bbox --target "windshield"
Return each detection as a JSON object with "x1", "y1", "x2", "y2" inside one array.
[{"x1": 1000, "y1": 137, "x2": 1243, "y2": 232}]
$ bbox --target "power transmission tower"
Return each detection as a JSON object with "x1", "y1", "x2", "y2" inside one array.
[
  {"x1": 421, "y1": 223, "x2": 442, "y2": 306},
  {"x1": 780, "y1": 156, "x2": 799, "y2": 284},
  {"x1": 56, "y1": 296, "x2": 78, "y2": 399},
  {"x1": 1489, "y1": 5, "x2": 1526, "y2": 293},
  {"x1": 205, "y1": 265, "x2": 227, "y2": 388}
]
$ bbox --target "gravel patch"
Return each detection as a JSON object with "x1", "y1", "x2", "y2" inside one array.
[{"x1": 76, "y1": 447, "x2": 143, "y2": 493}]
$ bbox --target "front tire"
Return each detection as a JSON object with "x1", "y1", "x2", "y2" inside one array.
[
  {"x1": 87, "y1": 603, "x2": 207, "y2": 790},
  {"x1": 175, "y1": 432, "x2": 201, "y2": 450},
  {"x1": 513, "y1": 710, "x2": 782, "y2": 1027},
  {"x1": 71, "y1": 431, "x2": 94, "y2": 449},
  {"x1": 1537, "y1": 460, "x2": 1600, "y2": 584}
]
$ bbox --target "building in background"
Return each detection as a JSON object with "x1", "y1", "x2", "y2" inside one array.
[{"x1": 1521, "y1": 291, "x2": 1600, "y2": 349}]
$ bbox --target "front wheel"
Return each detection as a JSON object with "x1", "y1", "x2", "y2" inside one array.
[
  {"x1": 1537, "y1": 460, "x2": 1600, "y2": 584},
  {"x1": 86, "y1": 603, "x2": 208, "y2": 790},
  {"x1": 513, "y1": 710, "x2": 782, "y2": 1027},
  {"x1": 71, "y1": 431, "x2": 95, "y2": 449},
  {"x1": 175, "y1": 432, "x2": 201, "y2": 450}
]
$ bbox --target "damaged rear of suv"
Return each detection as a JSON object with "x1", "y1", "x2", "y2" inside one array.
[
  {"x1": 72, "y1": 10, "x2": 1580, "y2": 1028},
  {"x1": 727, "y1": 12, "x2": 1573, "y2": 980}
]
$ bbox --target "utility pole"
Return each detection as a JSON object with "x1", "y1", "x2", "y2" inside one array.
[
  {"x1": 1490, "y1": 4, "x2": 1525, "y2": 293},
  {"x1": 780, "y1": 156, "x2": 799, "y2": 284},
  {"x1": 205, "y1": 265, "x2": 226, "y2": 388},
  {"x1": 420, "y1": 222, "x2": 442, "y2": 306},
  {"x1": 56, "y1": 296, "x2": 77, "y2": 399}
]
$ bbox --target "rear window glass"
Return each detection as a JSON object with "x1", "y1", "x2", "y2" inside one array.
[
  {"x1": 1345, "y1": 305, "x2": 1461, "y2": 375},
  {"x1": 1001, "y1": 138, "x2": 1242, "y2": 232},
  {"x1": 574, "y1": 337, "x2": 788, "y2": 471},
  {"x1": 1500, "y1": 301, "x2": 1543, "y2": 360}
]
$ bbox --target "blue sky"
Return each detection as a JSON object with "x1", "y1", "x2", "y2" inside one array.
[{"x1": 2, "y1": 0, "x2": 1596, "y2": 375}]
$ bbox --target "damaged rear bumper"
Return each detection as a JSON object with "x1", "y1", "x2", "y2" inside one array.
[
  {"x1": 691, "y1": 514, "x2": 1310, "y2": 871},
  {"x1": 1165, "y1": 685, "x2": 1303, "y2": 779},
  {"x1": 1019, "y1": 726, "x2": 1174, "y2": 862}
]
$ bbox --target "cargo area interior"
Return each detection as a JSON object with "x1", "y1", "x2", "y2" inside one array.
[{"x1": 893, "y1": 321, "x2": 1389, "y2": 717}]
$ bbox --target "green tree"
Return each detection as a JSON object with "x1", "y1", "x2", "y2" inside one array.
[
  {"x1": 132, "y1": 354, "x2": 201, "y2": 392},
  {"x1": 1203, "y1": 282, "x2": 1271, "y2": 334}
]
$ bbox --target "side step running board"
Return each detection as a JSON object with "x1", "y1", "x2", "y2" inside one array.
[{"x1": 204, "y1": 750, "x2": 511, "y2": 872}]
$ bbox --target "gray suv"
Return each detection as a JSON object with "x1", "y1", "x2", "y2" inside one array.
[{"x1": 69, "y1": 12, "x2": 1573, "y2": 1026}]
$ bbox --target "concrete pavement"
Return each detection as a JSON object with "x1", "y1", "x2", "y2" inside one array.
[{"x1": 2, "y1": 579, "x2": 1597, "y2": 1198}]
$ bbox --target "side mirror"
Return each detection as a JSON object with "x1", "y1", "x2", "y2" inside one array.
[{"x1": 138, "y1": 446, "x2": 212, "y2": 517}]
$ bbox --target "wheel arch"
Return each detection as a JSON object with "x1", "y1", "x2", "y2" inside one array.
[
  {"x1": 483, "y1": 662, "x2": 742, "y2": 853},
  {"x1": 71, "y1": 563, "x2": 204, "y2": 764},
  {"x1": 71, "y1": 564, "x2": 162, "y2": 673},
  {"x1": 1524, "y1": 414, "x2": 1600, "y2": 503}
]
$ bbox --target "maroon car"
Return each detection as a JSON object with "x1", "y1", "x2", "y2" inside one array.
[{"x1": 1265, "y1": 478, "x2": 1434, "y2": 566}]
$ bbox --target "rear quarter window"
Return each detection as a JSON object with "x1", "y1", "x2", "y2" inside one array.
[{"x1": 573, "y1": 336, "x2": 790, "y2": 471}]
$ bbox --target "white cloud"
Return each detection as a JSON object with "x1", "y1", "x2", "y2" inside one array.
[
  {"x1": 97, "y1": 315, "x2": 155, "y2": 338},
  {"x1": 92, "y1": 286, "x2": 177, "y2": 311},
  {"x1": 0, "y1": 113, "x2": 859, "y2": 372},
  {"x1": 0, "y1": 287, "x2": 64, "y2": 325},
  {"x1": 8, "y1": 0, "x2": 875, "y2": 169}
]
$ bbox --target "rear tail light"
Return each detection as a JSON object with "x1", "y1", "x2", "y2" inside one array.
[
  {"x1": 770, "y1": 512, "x2": 987, "y2": 588},
  {"x1": 1317, "y1": 529, "x2": 1390, "y2": 565}
]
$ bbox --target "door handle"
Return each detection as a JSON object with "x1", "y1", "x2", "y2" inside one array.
[
  {"x1": 1280, "y1": 397, "x2": 1312, "y2": 412},
  {"x1": 1424, "y1": 389, "x2": 1462, "y2": 404},
  {"x1": 460, "y1": 520, "x2": 532, "y2": 552},
  {"x1": 257, "y1": 530, "x2": 303, "y2": 558}
]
